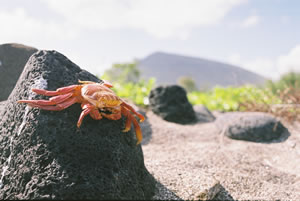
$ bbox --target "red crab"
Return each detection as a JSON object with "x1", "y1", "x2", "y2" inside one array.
[{"x1": 18, "y1": 80, "x2": 145, "y2": 145}]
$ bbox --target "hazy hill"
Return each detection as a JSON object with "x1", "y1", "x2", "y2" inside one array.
[{"x1": 138, "y1": 52, "x2": 266, "y2": 90}]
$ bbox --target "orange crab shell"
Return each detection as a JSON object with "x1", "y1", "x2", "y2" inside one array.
[{"x1": 81, "y1": 83, "x2": 123, "y2": 108}]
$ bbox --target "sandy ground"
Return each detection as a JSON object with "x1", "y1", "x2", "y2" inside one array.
[
  {"x1": 1, "y1": 100, "x2": 299, "y2": 200},
  {"x1": 141, "y1": 111, "x2": 300, "y2": 200}
]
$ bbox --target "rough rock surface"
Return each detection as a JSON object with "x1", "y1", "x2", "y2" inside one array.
[
  {"x1": 149, "y1": 85, "x2": 196, "y2": 124},
  {"x1": 142, "y1": 111, "x2": 300, "y2": 200},
  {"x1": 0, "y1": 101, "x2": 6, "y2": 116},
  {"x1": 0, "y1": 43, "x2": 38, "y2": 101},
  {"x1": 193, "y1": 105, "x2": 215, "y2": 123},
  {"x1": 215, "y1": 112, "x2": 287, "y2": 142},
  {"x1": 0, "y1": 50, "x2": 155, "y2": 200}
]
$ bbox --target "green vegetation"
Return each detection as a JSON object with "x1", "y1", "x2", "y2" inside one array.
[
  {"x1": 188, "y1": 85, "x2": 280, "y2": 112},
  {"x1": 177, "y1": 76, "x2": 198, "y2": 92},
  {"x1": 266, "y1": 72, "x2": 300, "y2": 94},
  {"x1": 108, "y1": 78, "x2": 155, "y2": 106},
  {"x1": 100, "y1": 61, "x2": 155, "y2": 106},
  {"x1": 100, "y1": 61, "x2": 300, "y2": 121},
  {"x1": 102, "y1": 61, "x2": 140, "y2": 83}
]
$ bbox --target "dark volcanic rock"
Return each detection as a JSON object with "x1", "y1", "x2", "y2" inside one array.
[
  {"x1": 0, "y1": 43, "x2": 38, "y2": 101},
  {"x1": 215, "y1": 112, "x2": 288, "y2": 142},
  {"x1": 0, "y1": 50, "x2": 155, "y2": 200},
  {"x1": 193, "y1": 105, "x2": 215, "y2": 123},
  {"x1": 0, "y1": 101, "x2": 6, "y2": 117},
  {"x1": 0, "y1": 101, "x2": 6, "y2": 111},
  {"x1": 149, "y1": 85, "x2": 196, "y2": 124}
]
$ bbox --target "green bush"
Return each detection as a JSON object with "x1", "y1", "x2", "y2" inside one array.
[
  {"x1": 177, "y1": 76, "x2": 198, "y2": 92},
  {"x1": 266, "y1": 72, "x2": 300, "y2": 94},
  {"x1": 102, "y1": 61, "x2": 140, "y2": 83},
  {"x1": 100, "y1": 60, "x2": 156, "y2": 107},
  {"x1": 109, "y1": 78, "x2": 156, "y2": 106},
  {"x1": 187, "y1": 85, "x2": 280, "y2": 111}
]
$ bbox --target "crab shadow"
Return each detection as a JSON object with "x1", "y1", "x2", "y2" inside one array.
[{"x1": 140, "y1": 115, "x2": 153, "y2": 145}]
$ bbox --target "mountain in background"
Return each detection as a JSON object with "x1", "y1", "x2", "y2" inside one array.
[{"x1": 137, "y1": 52, "x2": 266, "y2": 90}]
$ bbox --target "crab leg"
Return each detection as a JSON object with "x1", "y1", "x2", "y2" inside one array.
[
  {"x1": 18, "y1": 93, "x2": 73, "y2": 106},
  {"x1": 89, "y1": 109, "x2": 103, "y2": 120},
  {"x1": 77, "y1": 103, "x2": 102, "y2": 127},
  {"x1": 121, "y1": 102, "x2": 145, "y2": 122},
  {"x1": 32, "y1": 85, "x2": 79, "y2": 96},
  {"x1": 23, "y1": 97, "x2": 78, "y2": 111},
  {"x1": 81, "y1": 102, "x2": 103, "y2": 121},
  {"x1": 130, "y1": 114, "x2": 143, "y2": 145},
  {"x1": 120, "y1": 106, "x2": 143, "y2": 145},
  {"x1": 121, "y1": 107, "x2": 132, "y2": 132},
  {"x1": 77, "y1": 108, "x2": 91, "y2": 127},
  {"x1": 78, "y1": 80, "x2": 113, "y2": 88}
]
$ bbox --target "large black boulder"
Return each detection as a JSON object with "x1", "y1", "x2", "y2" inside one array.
[
  {"x1": 215, "y1": 112, "x2": 288, "y2": 142},
  {"x1": 149, "y1": 85, "x2": 196, "y2": 124},
  {"x1": 0, "y1": 50, "x2": 155, "y2": 200},
  {"x1": 0, "y1": 43, "x2": 38, "y2": 101}
]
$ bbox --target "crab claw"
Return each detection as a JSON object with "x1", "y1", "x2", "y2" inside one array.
[{"x1": 121, "y1": 102, "x2": 145, "y2": 123}]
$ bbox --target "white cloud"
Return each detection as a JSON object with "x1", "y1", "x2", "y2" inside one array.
[
  {"x1": 228, "y1": 53, "x2": 276, "y2": 78},
  {"x1": 0, "y1": 7, "x2": 78, "y2": 44},
  {"x1": 277, "y1": 45, "x2": 300, "y2": 75},
  {"x1": 228, "y1": 44, "x2": 300, "y2": 80},
  {"x1": 242, "y1": 15, "x2": 260, "y2": 28},
  {"x1": 44, "y1": 0, "x2": 247, "y2": 39},
  {"x1": 228, "y1": 53, "x2": 241, "y2": 64}
]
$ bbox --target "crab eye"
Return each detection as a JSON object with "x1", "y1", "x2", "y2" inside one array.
[{"x1": 100, "y1": 108, "x2": 113, "y2": 114}]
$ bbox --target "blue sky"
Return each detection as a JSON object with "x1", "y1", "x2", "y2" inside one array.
[{"x1": 1, "y1": 0, "x2": 300, "y2": 80}]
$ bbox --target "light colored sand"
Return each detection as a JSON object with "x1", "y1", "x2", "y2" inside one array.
[{"x1": 142, "y1": 111, "x2": 300, "y2": 200}]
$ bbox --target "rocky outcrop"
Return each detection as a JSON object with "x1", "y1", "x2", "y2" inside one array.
[
  {"x1": 193, "y1": 105, "x2": 215, "y2": 123},
  {"x1": 0, "y1": 101, "x2": 6, "y2": 111},
  {"x1": 0, "y1": 43, "x2": 38, "y2": 101},
  {"x1": 215, "y1": 112, "x2": 288, "y2": 142},
  {"x1": 149, "y1": 85, "x2": 196, "y2": 124},
  {"x1": 0, "y1": 50, "x2": 155, "y2": 200}
]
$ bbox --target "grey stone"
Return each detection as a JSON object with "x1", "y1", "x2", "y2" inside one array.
[
  {"x1": 215, "y1": 112, "x2": 288, "y2": 142},
  {"x1": 0, "y1": 43, "x2": 38, "y2": 101},
  {"x1": 0, "y1": 101, "x2": 6, "y2": 118},
  {"x1": 193, "y1": 105, "x2": 215, "y2": 123},
  {"x1": 0, "y1": 50, "x2": 155, "y2": 200},
  {"x1": 0, "y1": 100, "x2": 6, "y2": 111},
  {"x1": 149, "y1": 85, "x2": 196, "y2": 124}
]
